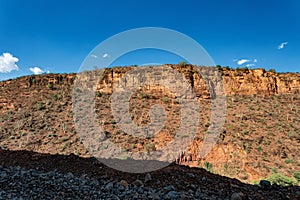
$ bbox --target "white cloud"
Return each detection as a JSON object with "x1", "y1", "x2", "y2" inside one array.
[
  {"x1": 29, "y1": 67, "x2": 46, "y2": 75},
  {"x1": 246, "y1": 63, "x2": 255, "y2": 67},
  {"x1": 91, "y1": 54, "x2": 98, "y2": 58},
  {"x1": 237, "y1": 59, "x2": 250, "y2": 65},
  {"x1": 278, "y1": 42, "x2": 288, "y2": 50},
  {"x1": 102, "y1": 53, "x2": 109, "y2": 58},
  {"x1": 0, "y1": 52, "x2": 19, "y2": 73},
  {"x1": 253, "y1": 59, "x2": 257, "y2": 63}
]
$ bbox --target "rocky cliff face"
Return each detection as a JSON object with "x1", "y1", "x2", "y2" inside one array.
[
  {"x1": 1, "y1": 65, "x2": 299, "y2": 113},
  {"x1": 94, "y1": 65, "x2": 300, "y2": 98}
]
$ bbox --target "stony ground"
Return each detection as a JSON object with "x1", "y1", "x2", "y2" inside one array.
[{"x1": 0, "y1": 149, "x2": 300, "y2": 199}]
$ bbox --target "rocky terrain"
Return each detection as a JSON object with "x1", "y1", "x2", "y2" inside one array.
[
  {"x1": 0, "y1": 64, "x2": 299, "y2": 199},
  {"x1": 0, "y1": 150, "x2": 300, "y2": 199}
]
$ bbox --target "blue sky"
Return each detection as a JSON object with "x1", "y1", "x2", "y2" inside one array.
[{"x1": 0, "y1": 0, "x2": 299, "y2": 80}]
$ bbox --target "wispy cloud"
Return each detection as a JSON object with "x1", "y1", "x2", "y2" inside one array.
[
  {"x1": 237, "y1": 59, "x2": 250, "y2": 65},
  {"x1": 246, "y1": 63, "x2": 255, "y2": 67},
  {"x1": 0, "y1": 52, "x2": 19, "y2": 73},
  {"x1": 278, "y1": 42, "x2": 288, "y2": 50},
  {"x1": 102, "y1": 53, "x2": 109, "y2": 58},
  {"x1": 29, "y1": 67, "x2": 48, "y2": 75},
  {"x1": 235, "y1": 58, "x2": 257, "y2": 68},
  {"x1": 91, "y1": 54, "x2": 98, "y2": 58}
]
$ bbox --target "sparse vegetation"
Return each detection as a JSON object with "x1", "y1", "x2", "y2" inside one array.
[
  {"x1": 96, "y1": 91, "x2": 103, "y2": 97},
  {"x1": 204, "y1": 161, "x2": 213, "y2": 173},
  {"x1": 162, "y1": 96, "x2": 169, "y2": 103},
  {"x1": 0, "y1": 67, "x2": 299, "y2": 187},
  {"x1": 266, "y1": 173, "x2": 298, "y2": 186},
  {"x1": 139, "y1": 92, "x2": 152, "y2": 99},
  {"x1": 178, "y1": 61, "x2": 187, "y2": 67},
  {"x1": 294, "y1": 171, "x2": 300, "y2": 182},
  {"x1": 269, "y1": 68, "x2": 276, "y2": 73},
  {"x1": 47, "y1": 83, "x2": 54, "y2": 90},
  {"x1": 285, "y1": 158, "x2": 295, "y2": 164},
  {"x1": 37, "y1": 102, "x2": 45, "y2": 110}
]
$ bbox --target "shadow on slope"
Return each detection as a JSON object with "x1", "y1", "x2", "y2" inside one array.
[{"x1": 0, "y1": 149, "x2": 300, "y2": 199}]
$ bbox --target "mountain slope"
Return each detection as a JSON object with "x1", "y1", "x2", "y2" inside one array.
[{"x1": 0, "y1": 65, "x2": 299, "y2": 185}]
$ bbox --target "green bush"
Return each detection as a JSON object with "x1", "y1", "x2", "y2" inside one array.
[
  {"x1": 268, "y1": 68, "x2": 276, "y2": 73},
  {"x1": 48, "y1": 83, "x2": 54, "y2": 90},
  {"x1": 204, "y1": 161, "x2": 213, "y2": 172},
  {"x1": 294, "y1": 171, "x2": 300, "y2": 182},
  {"x1": 285, "y1": 158, "x2": 295, "y2": 164},
  {"x1": 96, "y1": 91, "x2": 103, "y2": 97},
  {"x1": 162, "y1": 96, "x2": 169, "y2": 103},
  {"x1": 266, "y1": 173, "x2": 298, "y2": 186},
  {"x1": 37, "y1": 102, "x2": 45, "y2": 110},
  {"x1": 178, "y1": 61, "x2": 187, "y2": 67},
  {"x1": 140, "y1": 93, "x2": 152, "y2": 99},
  {"x1": 31, "y1": 78, "x2": 36, "y2": 84}
]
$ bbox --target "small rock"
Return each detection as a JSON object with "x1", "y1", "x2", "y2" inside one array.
[
  {"x1": 195, "y1": 188, "x2": 202, "y2": 198},
  {"x1": 0, "y1": 171, "x2": 7, "y2": 178},
  {"x1": 166, "y1": 191, "x2": 178, "y2": 199},
  {"x1": 144, "y1": 173, "x2": 152, "y2": 183},
  {"x1": 259, "y1": 180, "x2": 271, "y2": 190},
  {"x1": 104, "y1": 182, "x2": 114, "y2": 191},
  {"x1": 189, "y1": 184, "x2": 196, "y2": 190},
  {"x1": 164, "y1": 185, "x2": 175, "y2": 191},
  {"x1": 120, "y1": 180, "x2": 129, "y2": 187},
  {"x1": 231, "y1": 192, "x2": 243, "y2": 200},
  {"x1": 188, "y1": 189, "x2": 194, "y2": 194},
  {"x1": 156, "y1": 179, "x2": 161, "y2": 185},
  {"x1": 66, "y1": 172, "x2": 74, "y2": 178},
  {"x1": 187, "y1": 173, "x2": 196, "y2": 178},
  {"x1": 132, "y1": 179, "x2": 144, "y2": 187},
  {"x1": 151, "y1": 193, "x2": 161, "y2": 200},
  {"x1": 180, "y1": 192, "x2": 189, "y2": 199}
]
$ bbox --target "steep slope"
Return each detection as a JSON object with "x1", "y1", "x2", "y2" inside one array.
[{"x1": 0, "y1": 65, "x2": 299, "y2": 185}]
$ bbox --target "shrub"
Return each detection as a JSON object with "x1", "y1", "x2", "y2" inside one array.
[
  {"x1": 204, "y1": 161, "x2": 213, "y2": 172},
  {"x1": 31, "y1": 78, "x2": 36, "y2": 84},
  {"x1": 237, "y1": 67, "x2": 248, "y2": 71},
  {"x1": 257, "y1": 146, "x2": 263, "y2": 151},
  {"x1": 48, "y1": 83, "x2": 54, "y2": 90},
  {"x1": 266, "y1": 173, "x2": 298, "y2": 186},
  {"x1": 162, "y1": 96, "x2": 169, "y2": 103},
  {"x1": 96, "y1": 91, "x2": 103, "y2": 97},
  {"x1": 268, "y1": 68, "x2": 276, "y2": 73},
  {"x1": 140, "y1": 93, "x2": 152, "y2": 99},
  {"x1": 37, "y1": 102, "x2": 45, "y2": 110},
  {"x1": 294, "y1": 171, "x2": 300, "y2": 182},
  {"x1": 285, "y1": 158, "x2": 295, "y2": 164},
  {"x1": 178, "y1": 61, "x2": 187, "y2": 67}
]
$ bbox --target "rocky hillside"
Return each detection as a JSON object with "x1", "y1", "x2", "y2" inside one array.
[
  {"x1": 0, "y1": 65, "x2": 299, "y2": 186},
  {"x1": 96, "y1": 65, "x2": 300, "y2": 97}
]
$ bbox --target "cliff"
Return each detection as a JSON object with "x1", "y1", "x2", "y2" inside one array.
[{"x1": 1, "y1": 65, "x2": 299, "y2": 98}]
